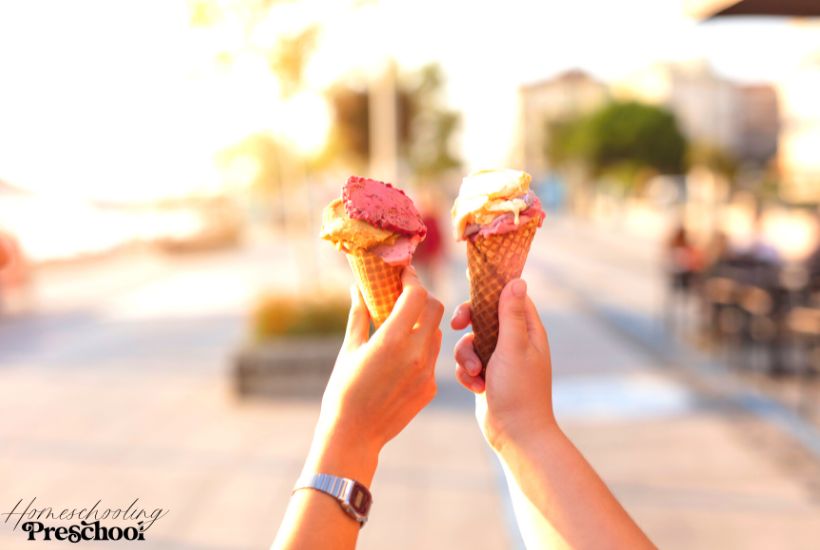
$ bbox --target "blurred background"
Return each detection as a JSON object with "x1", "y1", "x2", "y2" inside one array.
[{"x1": 1, "y1": 0, "x2": 819, "y2": 548}]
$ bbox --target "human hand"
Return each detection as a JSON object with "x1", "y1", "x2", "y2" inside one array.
[
  {"x1": 450, "y1": 279, "x2": 556, "y2": 453},
  {"x1": 317, "y1": 267, "x2": 444, "y2": 458}
]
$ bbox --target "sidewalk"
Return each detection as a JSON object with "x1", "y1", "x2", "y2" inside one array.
[
  {"x1": 0, "y1": 240, "x2": 510, "y2": 549},
  {"x1": 0, "y1": 226, "x2": 818, "y2": 549},
  {"x1": 525, "y1": 215, "x2": 820, "y2": 549}
]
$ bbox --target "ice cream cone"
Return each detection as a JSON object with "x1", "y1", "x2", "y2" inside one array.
[
  {"x1": 321, "y1": 176, "x2": 426, "y2": 328},
  {"x1": 467, "y1": 217, "x2": 540, "y2": 369},
  {"x1": 347, "y1": 251, "x2": 403, "y2": 328}
]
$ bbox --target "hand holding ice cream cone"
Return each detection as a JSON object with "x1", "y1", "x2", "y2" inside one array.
[{"x1": 452, "y1": 169, "x2": 545, "y2": 370}]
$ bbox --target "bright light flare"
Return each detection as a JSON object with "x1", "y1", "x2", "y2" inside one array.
[
  {"x1": 276, "y1": 92, "x2": 332, "y2": 157},
  {"x1": 761, "y1": 209, "x2": 818, "y2": 261}
]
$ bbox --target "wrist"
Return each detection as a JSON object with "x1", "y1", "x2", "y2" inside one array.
[
  {"x1": 492, "y1": 418, "x2": 564, "y2": 459},
  {"x1": 304, "y1": 417, "x2": 381, "y2": 487}
]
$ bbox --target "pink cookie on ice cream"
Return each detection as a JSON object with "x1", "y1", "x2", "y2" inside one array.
[{"x1": 343, "y1": 176, "x2": 427, "y2": 238}]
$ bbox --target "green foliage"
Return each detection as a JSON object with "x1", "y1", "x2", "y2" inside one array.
[
  {"x1": 688, "y1": 142, "x2": 738, "y2": 180},
  {"x1": 329, "y1": 64, "x2": 462, "y2": 179},
  {"x1": 329, "y1": 87, "x2": 371, "y2": 164},
  {"x1": 403, "y1": 65, "x2": 462, "y2": 179},
  {"x1": 546, "y1": 101, "x2": 688, "y2": 187},
  {"x1": 269, "y1": 27, "x2": 318, "y2": 98},
  {"x1": 252, "y1": 294, "x2": 349, "y2": 341}
]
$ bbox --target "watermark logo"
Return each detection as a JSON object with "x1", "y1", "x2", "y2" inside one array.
[{"x1": 2, "y1": 498, "x2": 168, "y2": 543}]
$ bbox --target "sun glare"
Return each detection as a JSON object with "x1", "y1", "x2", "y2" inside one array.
[{"x1": 0, "y1": 0, "x2": 337, "y2": 203}]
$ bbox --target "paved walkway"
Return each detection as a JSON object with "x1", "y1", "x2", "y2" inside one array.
[
  {"x1": 0, "y1": 238, "x2": 509, "y2": 549},
  {"x1": 0, "y1": 222, "x2": 818, "y2": 549},
  {"x1": 527, "y1": 215, "x2": 820, "y2": 549}
]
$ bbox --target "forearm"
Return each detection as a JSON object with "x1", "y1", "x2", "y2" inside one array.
[
  {"x1": 272, "y1": 424, "x2": 379, "y2": 550},
  {"x1": 498, "y1": 426, "x2": 654, "y2": 550},
  {"x1": 501, "y1": 460, "x2": 572, "y2": 549}
]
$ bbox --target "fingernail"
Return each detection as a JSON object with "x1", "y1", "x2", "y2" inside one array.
[
  {"x1": 466, "y1": 359, "x2": 481, "y2": 375},
  {"x1": 450, "y1": 307, "x2": 461, "y2": 323},
  {"x1": 511, "y1": 279, "x2": 527, "y2": 298}
]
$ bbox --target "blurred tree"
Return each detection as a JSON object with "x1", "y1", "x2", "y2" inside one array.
[
  {"x1": 688, "y1": 142, "x2": 738, "y2": 182},
  {"x1": 269, "y1": 27, "x2": 318, "y2": 98},
  {"x1": 403, "y1": 65, "x2": 462, "y2": 180},
  {"x1": 546, "y1": 101, "x2": 687, "y2": 190},
  {"x1": 329, "y1": 87, "x2": 370, "y2": 165},
  {"x1": 328, "y1": 64, "x2": 461, "y2": 180},
  {"x1": 196, "y1": 0, "x2": 327, "y2": 199}
]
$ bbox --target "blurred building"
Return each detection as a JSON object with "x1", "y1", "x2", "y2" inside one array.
[
  {"x1": 613, "y1": 60, "x2": 779, "y2": 167},
  {"x1": 687, "y1": 1, "x2": 820, "y2": 202},
  {"x1": 518, "y1": 70, "x2": 609, "y2": 179},
  {"x1": 778, "y1": 56, "x2": 820, "y2": 202},
  {"x1": 736, "y1": 83, "x2": 780, "y2": 164}
]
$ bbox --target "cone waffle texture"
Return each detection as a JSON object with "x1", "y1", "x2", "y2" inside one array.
[
  {"x1": 347, "y1": 251, "x2": 403, "y2": 328},
  {"x1": 467, "y1": 218, "x2": 540, "y2": 368}
]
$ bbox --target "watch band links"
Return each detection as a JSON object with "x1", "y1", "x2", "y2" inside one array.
[{"x1": 293, "y1": 473, "x2": 371, "y2": 526}]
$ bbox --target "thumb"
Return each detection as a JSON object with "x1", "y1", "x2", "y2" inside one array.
[
  {"x1": 496, "y1": 279, "x2": 529, "y2": 353},
  {"x1": 343, "y1": 285, "x2": 370, "y2": 350}
]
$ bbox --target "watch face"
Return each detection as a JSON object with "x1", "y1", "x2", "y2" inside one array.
[{"x1": 349, "y1": 484, "x2": 372, "y2": 515}]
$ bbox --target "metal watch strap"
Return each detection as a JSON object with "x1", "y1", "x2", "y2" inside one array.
[{"x1": 293, "y1": 473, "x2": 372, "y2": 526}]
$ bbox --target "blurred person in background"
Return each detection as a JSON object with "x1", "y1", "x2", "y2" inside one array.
[
  {"x1": 0, "y1": 235, "x2": 8, "y2": 269},
  {"x1": 799, "y1": 226, "x2": 820, "y2": 298},
  {"x1": 0, "y1": 229, "x2": 30, "y2": 309},
  {"x1": 274, "y1": 271, "x2": 654, "y2": 549},
  {"x1": 699, "y1": 230, "x2": 733, "y2": 278},
  {"x1": 663, "y1": 223, "x2": 701, "y2": 327},
  {"x1": 745, "y1": 213, "x2": 781, "y2": 268},
  {"x1": 413, "y1": 189, "x2": 446, "y2": 294}
]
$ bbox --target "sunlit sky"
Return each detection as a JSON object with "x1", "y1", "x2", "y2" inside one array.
[{"x1": 0, "y1": 0, "x2": 818, "y2": 202}]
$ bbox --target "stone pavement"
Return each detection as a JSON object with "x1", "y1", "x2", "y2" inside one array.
[
  {"x1": 0, "y1": 239, "x2": 510, "y2": 550},
  {"x1": 524, "y1": 215, "x2": 820, "y2": 549},
  {"x1": 0, "y1": 224, "x2": 818, "y2": 549}
]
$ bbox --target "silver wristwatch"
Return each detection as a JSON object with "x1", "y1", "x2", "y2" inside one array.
[{"x1": 293, "y1": 473, "x2": 373, "y2": 526}]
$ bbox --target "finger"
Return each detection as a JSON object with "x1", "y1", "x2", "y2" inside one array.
[
  {"x1": 414, "y1": 297, "x2": 445, "y2": 339},
  {"x1": 382, "y1": 266, "x2": 428, "y2": 332},
  {"x1": 450, "y1": 302, "x2": 472, "y2": 330},
  {"x1": 524, "y1": 296, "x2": 549, "y2": 353},
  {"x1": 343, "y1": 285, "x2": 370, "y2": 350},
  {"x1": 455, "y1": 363, "x2": 485, "y2": 394},
  {"x1": 454, "y1": 332, "x2": 482, "y2": 377},
  {"x1": 497, "y1": 279, "x2": 529, "y2": 352},
  {"x1": 422, "y1": 328, "x2": 442, "y2": 374}
]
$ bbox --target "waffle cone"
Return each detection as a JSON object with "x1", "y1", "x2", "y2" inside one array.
[
  {"x1": 467, "y1": 218, "x2": 539, "y2": 369},
  {"x1": 347, "y1": 251, "x2": 403, "y2": 329}
]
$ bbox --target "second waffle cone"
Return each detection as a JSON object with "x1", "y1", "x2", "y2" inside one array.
[{"x1": 466, "y1": 217, "x2": 540, "y2": 370}]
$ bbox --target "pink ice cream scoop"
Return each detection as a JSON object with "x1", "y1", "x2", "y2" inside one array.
[
  {"x1": 343, "y1": 176, "x2": 427, "y2": 238},
  {"x1": 339, "y1": 176, "x2": 427, "y2": 267},
  {"x1": 464, "y1": 193, "x2": 546, "y2": 240},
  {"x1": 370, "y1": 235, "x2": 424, "y2": 267}
]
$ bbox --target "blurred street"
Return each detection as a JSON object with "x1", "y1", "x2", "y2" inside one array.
[
  {"x1": 3, "y1": 1, "x2": 820, "y2": 548},
  {"x1": 1, "y1": 220, "x2": 818, "y2": 549}
]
